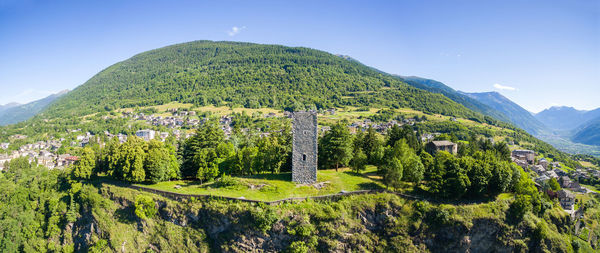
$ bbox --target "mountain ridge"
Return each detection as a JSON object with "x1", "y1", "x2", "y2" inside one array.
[
  {"x1": 460, "y1": 91, "x2": 547, "y2": 135},
  {"x1": 0, "y1": 90, "x2": 69, "y2": 126},
  {"x1": 40, "y1": 40, "x2": 485, "y2": 122},
  {"x1": 535, "y1": 106, "x2": 600, "y2": 131}
]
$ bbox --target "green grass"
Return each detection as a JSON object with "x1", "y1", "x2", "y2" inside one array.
[
  {"x1": 137, "y1": 166, "x2": 385, "y2": 202},
  {"x1": 581, "y1": 184, "x2": 600, "y2": 193}
]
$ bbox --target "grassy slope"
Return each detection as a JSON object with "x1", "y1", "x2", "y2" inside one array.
[{"x1": 137, "y1": 166, "x2": 386, "y2": 202}]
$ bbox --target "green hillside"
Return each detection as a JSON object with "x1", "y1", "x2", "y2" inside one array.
[
  {"x1": 0, "y1": 40, "x2": 598, "y2": 252},
  {"x1": 41, "y1": 41, "x2": 482, "y2": 121},
  {"x1": 573, "y1": 117, "x2": 600, "y2": 146},
  {"x1": 462, "y1": 91, "x2": 547, "y2": 135},
  {"x1": 399, "y1": 76, "x2": 512, "y2": 124}
]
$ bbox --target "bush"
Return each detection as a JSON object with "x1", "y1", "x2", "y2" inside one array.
[
  {"x1": 287, "y1": 241, "x2": 309, "y2": 253},
  {"x1": 212, "y1": 174, "x2": 246, "y2": 190},
  {"x1": 251, "y1": 204, "x2": 279, "y2": 232},
  {"x1": 135, "y1": 195, "x2": 157, "y2": 220},
  {"x1": 508, "y1": 194, "x2": 532, "y2": 222}
]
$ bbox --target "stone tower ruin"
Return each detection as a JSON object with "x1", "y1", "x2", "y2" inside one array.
[{"x1": 292, "y1": 111, "x2": 318, "y2": 184}]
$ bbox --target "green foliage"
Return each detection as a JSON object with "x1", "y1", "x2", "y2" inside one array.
[
  {"x1": 356, "y1": 127, "x2": 384, "y2": 165},
  {"x1": 508, "y1": 194, "x2": 533, "y2": 222},
  {"x1": 145, "y1": 140, "x2": 178, "y2": 183},
  {"x1": 251, "y1": 204, "x2": 279, "y2": 232},
  {"x1": 135, "y1": 195, "x2": 157, "y2": 220},
  {"x1": 181, "y1": 121, "x2": 226, "y2": 180},
  {"x1": 349, "y1": 148, "x2": 368, "y2": 174},
  {"x1": 549, "y1": 178, "x2": 562, "y2": 191},
  {"x1": 381, "y1": 156, "x2": 403, "y2": 190},
  {"x1": 72, "y1": 147, "x2": 96, "y2": 179},
  {"x1": 318, "y1": 122, "x2": 353, "y2": 171},
  {"x1": 287, "y1": 241, "x2": 309, "y2": 253},
  {"x1": 42, "y1": 41, "x2": 482, "y2": 121},
  {"x1": 0, "y1": 159, "x2": 69, "y2": 252}
]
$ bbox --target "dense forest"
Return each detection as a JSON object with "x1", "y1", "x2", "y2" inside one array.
[{"x1": 40, "y1": 41, "x2": 483, "y2": 120}]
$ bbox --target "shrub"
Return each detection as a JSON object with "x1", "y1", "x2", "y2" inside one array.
[
  {"x1": 508, "y1": 194, "x2": 532, "y2": 222},
  {"x1": 135, "y1": 195, "x2": 157, "y2": 220},
  {"x1": 251, "y1": 204, "x2": 279, "y2": 232},
  {"x1": 287, "y1": 241, "x2": 309, "y2": 253}
]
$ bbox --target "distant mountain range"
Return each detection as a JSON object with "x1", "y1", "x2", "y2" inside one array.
[
  {"x1": 398, "y1": 76, "x2": 512, "y2": 124},
  {"x1": 534, "y1": 106, "x2": 600, "y2": 131},
  {"x1": 396, "y1": 76, "x2": 600, "y2": 154},
  {"x1": 399, "y1": 76, "x2": 546, "y2": 135},
  {"x1": 533, "y1": 106, "x2": 600, "y2": 146},
  {"x1": 0, "y1": 90, "x2": 69, "y2": 126},
  {"x1": 460, "y1": 91, "x2": 548, "y2": 135},
  {"x1": 572, "y1": 117, "x2": 600, "y2": 146}
]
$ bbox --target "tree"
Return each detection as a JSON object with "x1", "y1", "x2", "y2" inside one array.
[
  {"x1": 72, "y1": 147, "x2": 96, "y2": 179},
  {"x1": 115, "y1": 136, "x2": 147, "y2": 183},
  {"x1": 144, "y1": 140, "x2": 170, "y2": 183},
  {"x1": 194, "y1": 149, "x2": 220, "y2": 183},
  {"x1": 420, "y1": 151, "x2": 434, "y2": 180},
  {"x1": 548, "y1": 177, "x2": 561, "y2": 191},
  {"x1": 466, "y1": 158, "x2": 491, "y2": 197},
  {"x1": 508, "y1": 194, "x2": 532, "y2": 221},
  {"x1": 493, "y1": 142, "x2": 511, "y2": 161},
  {"x1": 181, "y1": 121, "x2": 225, "y2": 178},
  {"x1": 402, "y1": 154, "x2": 425, "y2": 184},
  {"x1": 349, "y1": 148, "x2": 368, "y2": 174},
  {"x1": 381, "y1": 156, "x2": 403, "y2": 190},
  {"x1": 255, "y1": 133, "x2": 290, "y2": 174},
  {"x1": 318, "y1": 123, "x2": 353, "y2": 171},
  {"x1": 234, "y1": 146, "x2": 259, "y2": 175},
  {"x1": 359, "y1": 127, "x2": 383, "y2": 165},
  {"x1": 442, "y1": 155, "x2": 470, "y2": 199},
  {"x1": 384, "y1": 139, "x2": 424, "y2": 184}
]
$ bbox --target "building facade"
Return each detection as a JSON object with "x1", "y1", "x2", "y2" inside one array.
[{"x1": 292, "y1": 111, "x2": 318, "y2": 184}]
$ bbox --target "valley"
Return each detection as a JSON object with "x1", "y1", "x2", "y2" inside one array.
[{"x1": 0, "y1": 41, "x2": 598, "y2": 252}]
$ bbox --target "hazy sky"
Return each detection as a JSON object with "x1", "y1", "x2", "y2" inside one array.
[{"x1": 0, "y1": 0, "x2": 598, "y2": 113}]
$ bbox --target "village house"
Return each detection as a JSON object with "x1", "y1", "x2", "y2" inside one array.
[
  {"x1": 559, "y1": 176, "x2": 573, "y2": 188},
  {"x1": 557, "y1": 189, "x2": 575, "y2": 210},
  {"x1": 539, "y1": 158, "x2": 548, "y2": 169},
  {"x1": 426, "y1": 140, "x2": 458, "y2": 155},
  {"x1": 545, "y1": 170, "x2": 559, "y2": 179},
  {"x1": 136, "y1": 129, "x2": 156, "y2": 141},
  {"x1": 511, "y1": 150, "x2": 535, "y2": 164},
  {"x1": 531, "y1": 165, "x2": 545, "y2": 175}
]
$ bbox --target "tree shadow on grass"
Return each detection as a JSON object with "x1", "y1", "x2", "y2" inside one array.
[
  {"x1": 114, "y1": 205, "x2": 137, "y2": 224},
  {"x1": 356, "y1": 182, "x2": 385, "y2": 190},
  {"x1": 244, "y1": 172, "x2": 292, "y2": 181}
]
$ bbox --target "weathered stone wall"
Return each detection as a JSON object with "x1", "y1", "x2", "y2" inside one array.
[{"x1": 292, "y1": 111, "x2": 318, "y2": 184}]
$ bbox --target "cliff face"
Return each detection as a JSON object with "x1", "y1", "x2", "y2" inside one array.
[{"x1": 68, "y1": 184, "x2": 579, "y2": 252}]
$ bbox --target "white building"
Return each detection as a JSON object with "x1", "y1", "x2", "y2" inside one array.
[{"x1": 136, "y1": 129, "x2": 156, "y2": 141}]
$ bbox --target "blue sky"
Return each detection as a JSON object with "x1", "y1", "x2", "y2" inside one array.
[{"x1": 0, "y1": 0, "x2": 598, "y2": 113}]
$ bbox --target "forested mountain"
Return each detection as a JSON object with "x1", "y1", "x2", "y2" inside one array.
[
  {"x1": 0, "y1": 90, "x2": 68, "y2": 126},
  {"x1": 397, "y1": 76, "x2": 511, "y2": 123},
  {"x1": 461, "y1": 91, "x2": 547, "y2": 135},
  {"x1": 535, "y1": 106, "x2": 600, "y2": 131},
  {"x1": 572, "y1": 116, "x2": 600, "y2": 146},
  {"x1": 40, "y1": 41, "x2": 484, "y2": 121}
]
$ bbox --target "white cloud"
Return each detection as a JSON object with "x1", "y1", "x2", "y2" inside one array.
[
  {"x1": 493, "y1": 83, "x2": 517, "y2": 91},
  {"x1": 227, "y1": 26, "x2": 246, "y2": 36}
]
